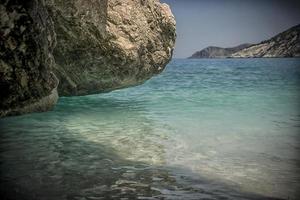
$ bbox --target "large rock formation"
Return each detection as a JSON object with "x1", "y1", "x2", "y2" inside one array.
[
  {"x1": 0, "y1": 0, "x2": 58, "y2": 118},
  {"x1": 231, "y1": 24, "x2": 300, "y2": 58},
  {"x1": 47, "y1": 0, "x2": 176, "y2": 96},
  {"x1": 189, "y1": 24, "x2": 300, "y2": 59},
  {"x1": 0, "y1": 0, "x2": 176, "y2": 117},
  {"x1": 188, "y1": 44, "x2": 251, "y2": 59}
]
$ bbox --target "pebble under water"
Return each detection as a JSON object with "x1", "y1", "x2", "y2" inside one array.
[{"x1": 1, "y1": 58, "x2": 300, "y2": 200}]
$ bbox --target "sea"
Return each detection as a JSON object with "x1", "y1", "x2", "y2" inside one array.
[{"x1": 1, "y1": 58, "x2": 300, "y2": 200}]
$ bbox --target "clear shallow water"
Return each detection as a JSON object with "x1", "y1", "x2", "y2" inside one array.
[{"x1": 1, "y1": 58, "x2": 300, "y2": 200}]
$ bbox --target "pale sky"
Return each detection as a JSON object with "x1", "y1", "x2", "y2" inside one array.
[{"x1": 161, "y1": 0, "x2": 300, "y2": 58}]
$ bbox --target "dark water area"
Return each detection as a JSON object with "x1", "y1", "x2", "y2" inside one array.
[{"x1": 1, "y1": 58, "x2": 300, "y2": 199}]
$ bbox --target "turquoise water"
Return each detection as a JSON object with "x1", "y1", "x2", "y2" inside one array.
[{"x1": 1, "y1": 58, "x2": 300, "y2": 200}]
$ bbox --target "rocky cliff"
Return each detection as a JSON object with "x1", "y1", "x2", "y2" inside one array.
[
  {"x1": 47, "y1": 0, "x2": 176, "y2": 96},
  {"x1": 189, "y1": 24, "x2": 300, "y2": 59},
  {"x1": 231, "y1": 24, "x2": 300, "y2": 58},
  {"x1": 188, "y1": 44, "x2": 251, "y2": 59},
  {"x1": 0, "y1": 0, "x2": 176, "y2": 117},
  {"x1": 0, "y1": 0, "x2": 59, "y2": 117}
]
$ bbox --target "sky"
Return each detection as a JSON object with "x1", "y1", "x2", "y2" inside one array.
[{"x1": 161, "y1": 0, "x2": 300, "y2": 58}]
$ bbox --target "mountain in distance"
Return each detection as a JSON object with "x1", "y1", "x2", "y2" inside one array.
[
  {"x1": 188, "y1": 43, "x2": 252, "y2": 59},
  {"x1": 189, "y1": 24, "x2": 300, "y2": 58}
]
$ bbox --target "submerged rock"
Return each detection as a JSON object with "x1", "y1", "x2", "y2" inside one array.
[
  {"x1": 0, "y1": 0, "x2": 58, "y2": 118},
  {"x1": 47, "y1": 0, "x2": 176, "y2": 96}
]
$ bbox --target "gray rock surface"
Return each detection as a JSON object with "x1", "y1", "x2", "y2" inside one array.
[
  {"x1": 0, "y1": 0, "x2": 58, "y2": 118},
  {"x1": 0, "y1": 0, "x2": 176, "y2": 117},
  {"x1": 47, "y1": 0, "x2": 176, "y2": 96}
]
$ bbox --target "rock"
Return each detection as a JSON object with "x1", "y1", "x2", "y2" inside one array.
[
  {"x1": 0, "y1": 75, "x2": 59, "y2": 117},
  {"x1": 47, "y1": 0, "x2": 176, "y2": 96},
  {"x1": 188, "y1": 44, "x2": 251, "y2": 59},
  {"x1": 0, "y1": 0, "x2": 176, "y2": 117},
  {"x1": 0, "y1": 0, "x2": 58, "y2": 118},
  {"x1": 231, "y1": 24, "x2": 300, "y2": 58}
]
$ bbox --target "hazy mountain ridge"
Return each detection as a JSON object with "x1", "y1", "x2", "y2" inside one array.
[
  {"x1": 188, "y1": 44, "x2": 252, "y2": 58},
  {"x1": 189, "y1": 24, "x2": 300, "y2": 58},
  {"x1": 231, "y1": 24, "x2": 300, "y2": 58}
]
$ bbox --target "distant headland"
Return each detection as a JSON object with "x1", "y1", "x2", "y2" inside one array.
[{"x1": 189, "y1": 24, "x2": 300, "y2": 58}]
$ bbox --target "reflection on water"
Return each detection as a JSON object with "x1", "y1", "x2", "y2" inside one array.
[{"x1": 1, "y1": 58, "x2": 300, "y2": 199}]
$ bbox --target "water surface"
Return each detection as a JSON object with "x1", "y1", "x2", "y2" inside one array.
[{"x1": 1, "y1": 58, "x2": 300, "y2": 199}]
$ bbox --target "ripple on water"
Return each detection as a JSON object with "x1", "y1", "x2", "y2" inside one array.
[{"x1": 1, "y1": 58, "x2": 300, "y2": 199}]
